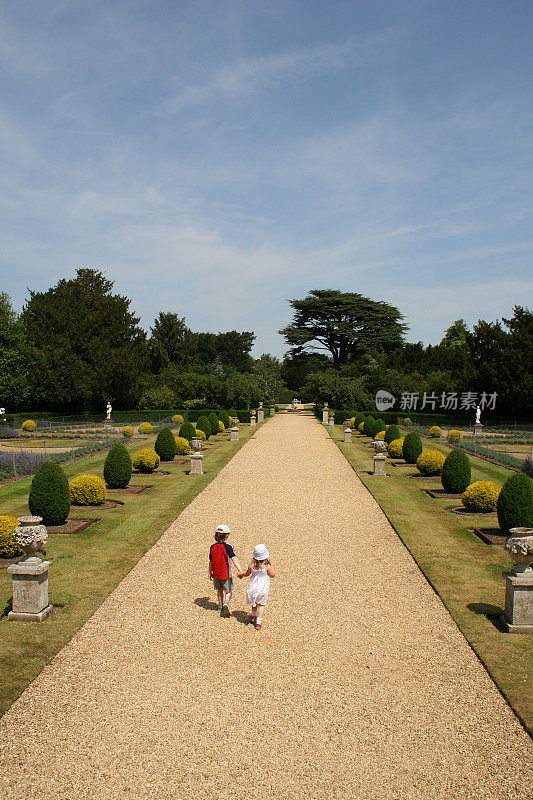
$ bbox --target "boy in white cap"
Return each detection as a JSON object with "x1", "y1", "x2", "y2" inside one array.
[
  {"x1": 238, "y1": 544, "x2": 275, "y2": 630},
  {"x1": 209, "y1": 524, "x2": 243, "y2": 617}
]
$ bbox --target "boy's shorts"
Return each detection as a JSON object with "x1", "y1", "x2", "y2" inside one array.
[{"x1": 213, "y1": 577, "x2": 233, "y2": 593}]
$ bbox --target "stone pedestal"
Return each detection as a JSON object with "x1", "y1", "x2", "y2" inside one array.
[
  {"x1": 373, "y1": 453, "x2": 386, "y2": 476},
  {"x1": 257, "y1": 409, "x2": 264, "y2": 423},
  {"x1": 190, "y1": 437, "x2": 203, "y2": 451},
  {"x1": 500, "y1": 571, "x2": 533, "y2": 633},
  {"x1": 474, "y1": 423, "x2": 483, "y2": 436},
  {"x1": 189, "y1": 452, "x2": 203, "y2": 475},
  {"x1": 328, "y1": 416, "x2": 334, "y2": 426},
  {"x1": 500, "y1": 530, "x2": 533, "y2": 633},
  {"x1": 322, "y1": 410, "x2": 329, "y2": 424},
  {"x1": 8, "y1": 560, "x2": 53, "y2": 622},
  {"x1": 270, "y1": 406, "x2": 275, "y2": 415},
  {"x1": 230, "y1": 426, "x2": 239, "y2": 441},
  {"x1": 250, "y1": 414, "x2": 256, "y2": 426},
  {"x1": 344, "y1": 428, "x2": 352, "y2": 443}
]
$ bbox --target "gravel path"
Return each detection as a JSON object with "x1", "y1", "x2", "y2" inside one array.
[{"x1": 0, "y1": 413, "x2": 531, "y2": 799}]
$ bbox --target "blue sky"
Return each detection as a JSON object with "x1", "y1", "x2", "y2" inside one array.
[{"x1": 1, "y1": 0, "x2": 532, "y2": 357}]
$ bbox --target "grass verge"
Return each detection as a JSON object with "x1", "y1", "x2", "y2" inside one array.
[
  {"x1": 329, "y1": 425, "x2": 532, "y2": 735},
  {"x1": 0, "y1": 423, "x2": 260, "y2": 716}
]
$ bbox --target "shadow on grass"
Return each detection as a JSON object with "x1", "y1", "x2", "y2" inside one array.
[{"x1": 468, "y1": 602, "x2": 506, "y2": 631}]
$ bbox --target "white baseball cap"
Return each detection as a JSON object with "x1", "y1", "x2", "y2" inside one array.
[
  {"x1": 215, "y1": 524, "x2": 231, "y2": 534},
  {"x1": 252, "y1": 544, "x2": 269, "y2": 560}
]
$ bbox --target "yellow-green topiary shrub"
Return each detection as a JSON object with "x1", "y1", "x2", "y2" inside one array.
[
  {"x1": 69, "y1": 474, "x2": 107, "y2": 505},
  {"x1": 218, "y1": 420, "x2": 225, "y2": 432},
  {"x1": 132, "y1": 448, "x2": 160, "y2": 473},
  {"x1": 374, "y1": 430, "x2": 386, "y2": 441},
  {"x1": 429, "y1": 425, "x2": 442, "y2": 438},
  {"x1": 417, "y1": 449, "x2": 446, "y2": 476},
  {"x1": 358, "y1": 421, "x2": 365, "y2": 433},
  {"x1": 0, "y1": 514, "x2": 22, "y2": 558},
  {"x1": 447, "y1": 429, "x2": 463, "y2": 443},
  {"x1": 21, "y1": 419, "x2": 36, "y2": 431},
  {"x1": 388, "y1": 438, "x2": 405, "y2": 458},
  {"x1": 174, "y1": 436, "x2": 191, "y2": 455},
  {"x1": 172, "y1": 414, "x2": 184, "y2": 425},
  {"x1": 122, "y1": 425, "x2": 133, "y2": 438},
  {"x1": 403, "y1": 417, "x2": 411, "y2": 426},
  {"x1": 350, "y1": 417, "x2": 356, "y2": 428},
  {"x1": 138, "y1": 422, "x2": 154, "y2": 434},
  {"x1": 195, "y1": 428, "x2": 206, "y2": 441},
  {"x1": 461, "y1": 480, "x2": 500, "y2": 512}
]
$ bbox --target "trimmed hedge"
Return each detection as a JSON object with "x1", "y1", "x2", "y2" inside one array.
[
  {"x1": 416, "y1": 449, "x2": 446, "y2": 476},
  {"x1": 154, "y1": 427, "x2": 177, "y2": 461},
  {"x1": 218, "y1": 411, "x2": 230, "y2": 429},
  {"x1": 196, "y1": 416, "x2": 211, "y2": 440},
  {"x1": 179, "y1": 421, "x2": 196, "y2": 442},
  {"x1": 69, "y1": 474, "x2": 107, "y2": 505},
  {"x1": 496, "y1": 473, "x2": 533, "y2": 534},
  {"x1": 384, "y1": 424, "x2": 401, "y2": 445},
  {"x1": 441, "y1": 449, "x2": 471, "y2": 494},
  {"x1": 363, "y1": 416, "x2": 376, "y2": 437},
  {"x1": 208, "y1": 412, "x2": 220, "y2": 437},
  {"x1": 0, "y1": 514, "x2": 22, "y2": 558},
  {"x1": 104, "y1": 443, "x2": 132, "y2": 489},
  {"x1": 402, "y1": 432, "x2": 423, "y2": 464},
  {"x1": 132, "y1": 449, "x2": 160, "y2": 473},
  {"x1": 388, "y1": 438, "x2": 405, "y2": 458},
  {"x1": 28, "y1": 462, "x2": 70, "y2": 525},
  {"x1": 462, "y1": 481, "x2": 500, "y2": 512},
  {"x1": 174, "y1": 436, "x2": 191, "y2": 455}
]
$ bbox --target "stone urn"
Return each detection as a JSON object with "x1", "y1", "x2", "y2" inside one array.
[
  {"x1": 13, "y1": 516, "x2": 48, "y2": 565},
  {"x1": 505, "y1": 528, "x2": 533, "y2": 575},
  {"x1": 190, "y1": 437, "x2": 203, "y2": 451}
]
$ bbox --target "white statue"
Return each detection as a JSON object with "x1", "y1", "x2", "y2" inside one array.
[
  {"x1": 0, "y1": 408, "x2": 5, "y2": 424},
  {"x1": 106, "y1": 401, "x2": 112, "y2": 420},
  {"x1": 475, "y1": 405, "x2": 481, "y2": 425}
]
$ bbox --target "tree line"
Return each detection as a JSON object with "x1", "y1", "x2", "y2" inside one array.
[{"x1": 0, "y1": 273, "x2": 530, "y2": 417}]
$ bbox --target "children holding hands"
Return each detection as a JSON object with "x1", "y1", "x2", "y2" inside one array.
[{"x1": 208, "y1": 527, "x2": 275, "y2": 629}]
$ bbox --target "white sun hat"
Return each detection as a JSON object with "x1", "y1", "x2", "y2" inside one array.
[
  {"x1": 252, "y1": 543, "x2": 269, "y2": 561},
  {"x1": 215, "y1": 524, "x2": 231, "y2": 534}
]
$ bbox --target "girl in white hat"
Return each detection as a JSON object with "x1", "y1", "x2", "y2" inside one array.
[{"x1": 238, "y1": 544, "x2": 275, "y2": 630}]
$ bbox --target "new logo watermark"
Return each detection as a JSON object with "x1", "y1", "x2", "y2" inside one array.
[{"x1": 375, "y1": 391, "x2": 497, "y2": 412}]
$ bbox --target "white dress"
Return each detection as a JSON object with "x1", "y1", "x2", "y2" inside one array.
[{"x1": 246, "y1": 566, "x2": 270, "y2": 606}]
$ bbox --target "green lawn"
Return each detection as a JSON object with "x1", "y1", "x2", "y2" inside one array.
[
  {"x1": 329, "y1": 425, "x2": 533, "y2": 735},
  {"x1": 0, "y1": 423, "x2": 260, "y2": 716}
]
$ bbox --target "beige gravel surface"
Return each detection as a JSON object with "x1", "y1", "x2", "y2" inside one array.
[{"x1": 0, "y1": 413, "x2": 531, "y2": 800}]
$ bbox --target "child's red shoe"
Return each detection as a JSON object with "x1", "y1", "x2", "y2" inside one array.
[{"x1": 254, "y1": 620, "x2": 262, "y2": 630}]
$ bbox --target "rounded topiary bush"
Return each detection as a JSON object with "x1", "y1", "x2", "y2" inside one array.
[
  {"x1": 179, "y1": 421, "x2": 196, "y2": 442},
  {"x1": 0, "y1": 514, "x2": 22, "y2": 558},
  {"x1": 403, "y1": 417, "x2": 411, "y2": 426},
  {"x1": 218, "y1": 420, "x2": 225, "y2": 432},
  {"x1": 218, "y1": 411, "x2": 230, "y2": 429},
  {"x1": 122, "y1": 425, "x2": 133, "y2": 438},
  {"x1": 21, "y1": 419, "x2": 36, "y2": 431},
  {"x1": 29, "y1": 462, "x2": 70, "y2": 525},
  {"x1": 462, "y1": 481, "x2": 500, "y2": 512},
  {"x1": 496, "y1": 473, "x2": 533, "y2": 534},
  {"x1": 374, "y1": 430, "x2": 386, "y2": 441},
  {"x1": 70, "y1": 474, "x2": 107, "y2": 506},
  {"x1": 374, "y1": 418, "x2": 386, "y2": 435},
  {"x1": 132, "y1": 449, "x2": 160, "y2": 473},
  {"x1": 388, "y1": 438, "x2": 405, "y2": 458},
  {"x1": 447, "y1": 429, "x2": 463, "y2": 443},
  {"x1": 172, "y1": 414, "x2": 184, "y2": 425},
  {"x1": 416, "y1": 449, "x2": 446, "y2": 476},
  {"x1": 354, "y1": 412, "x2": 366, "y2": 428},
  {"x1": 429, "y1": 425, "x2": 442, "y2": 438},
  {"x1": 363, "y1": 416, "x2": 376, "y2": 437},
  {"x1": 174, "y1": 436, "x2": 191, "y2": 455},
  {"x1": 138, "y1": 421, "x2": 154, "y2": 435},
  {"x1": 154, "y1": 427, "x2": 177, "y2": 461},
  {"x1": 384, "y1": 424, "x2": 400, "y2": 445},
  {"x1": 195, "y1": 428, "x2": 206, "y2": 441},
  {"x1": 196, "y1": 416, "x2": 211, "y2": 440},
  {"x1": 403, "y1": 431, "x2": 423, "y2": 464},
  {"x1": 441, "y1": 449, "x2": 471, "y2": 494},
  {"x1": 104, "y1": 443, "x2": 132, "y2": 489},
  {"x1": 208, "y1": 412, "x2": 219, "y2": 437}
]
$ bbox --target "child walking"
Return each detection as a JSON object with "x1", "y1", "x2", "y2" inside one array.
[
  {"x1": 238, "y1": 544, "x2": 275, "y2": 630},
  {"x1": 208, "y1": 524, "x2": 242, "y2": 617}
]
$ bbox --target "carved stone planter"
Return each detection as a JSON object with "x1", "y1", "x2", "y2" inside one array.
[
  {"x1": 7, "y1": 516, "x2": 53, "y2": 622},
  {"x1": 190, "y1": 437, "x2": 203, "y2": 451},
  {"x1": 500, "y1": 528, "x2": 533, "y2": 634}
]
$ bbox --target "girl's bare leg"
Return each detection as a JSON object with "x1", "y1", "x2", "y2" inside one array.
[{"x1": 255, "y1": 604, "x2": 265, "y2": 625}]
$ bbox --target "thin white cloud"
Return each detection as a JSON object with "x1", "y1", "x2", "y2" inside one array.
[{"x1": 161, "y1": 29, "x2": 400, "y2": 113}]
